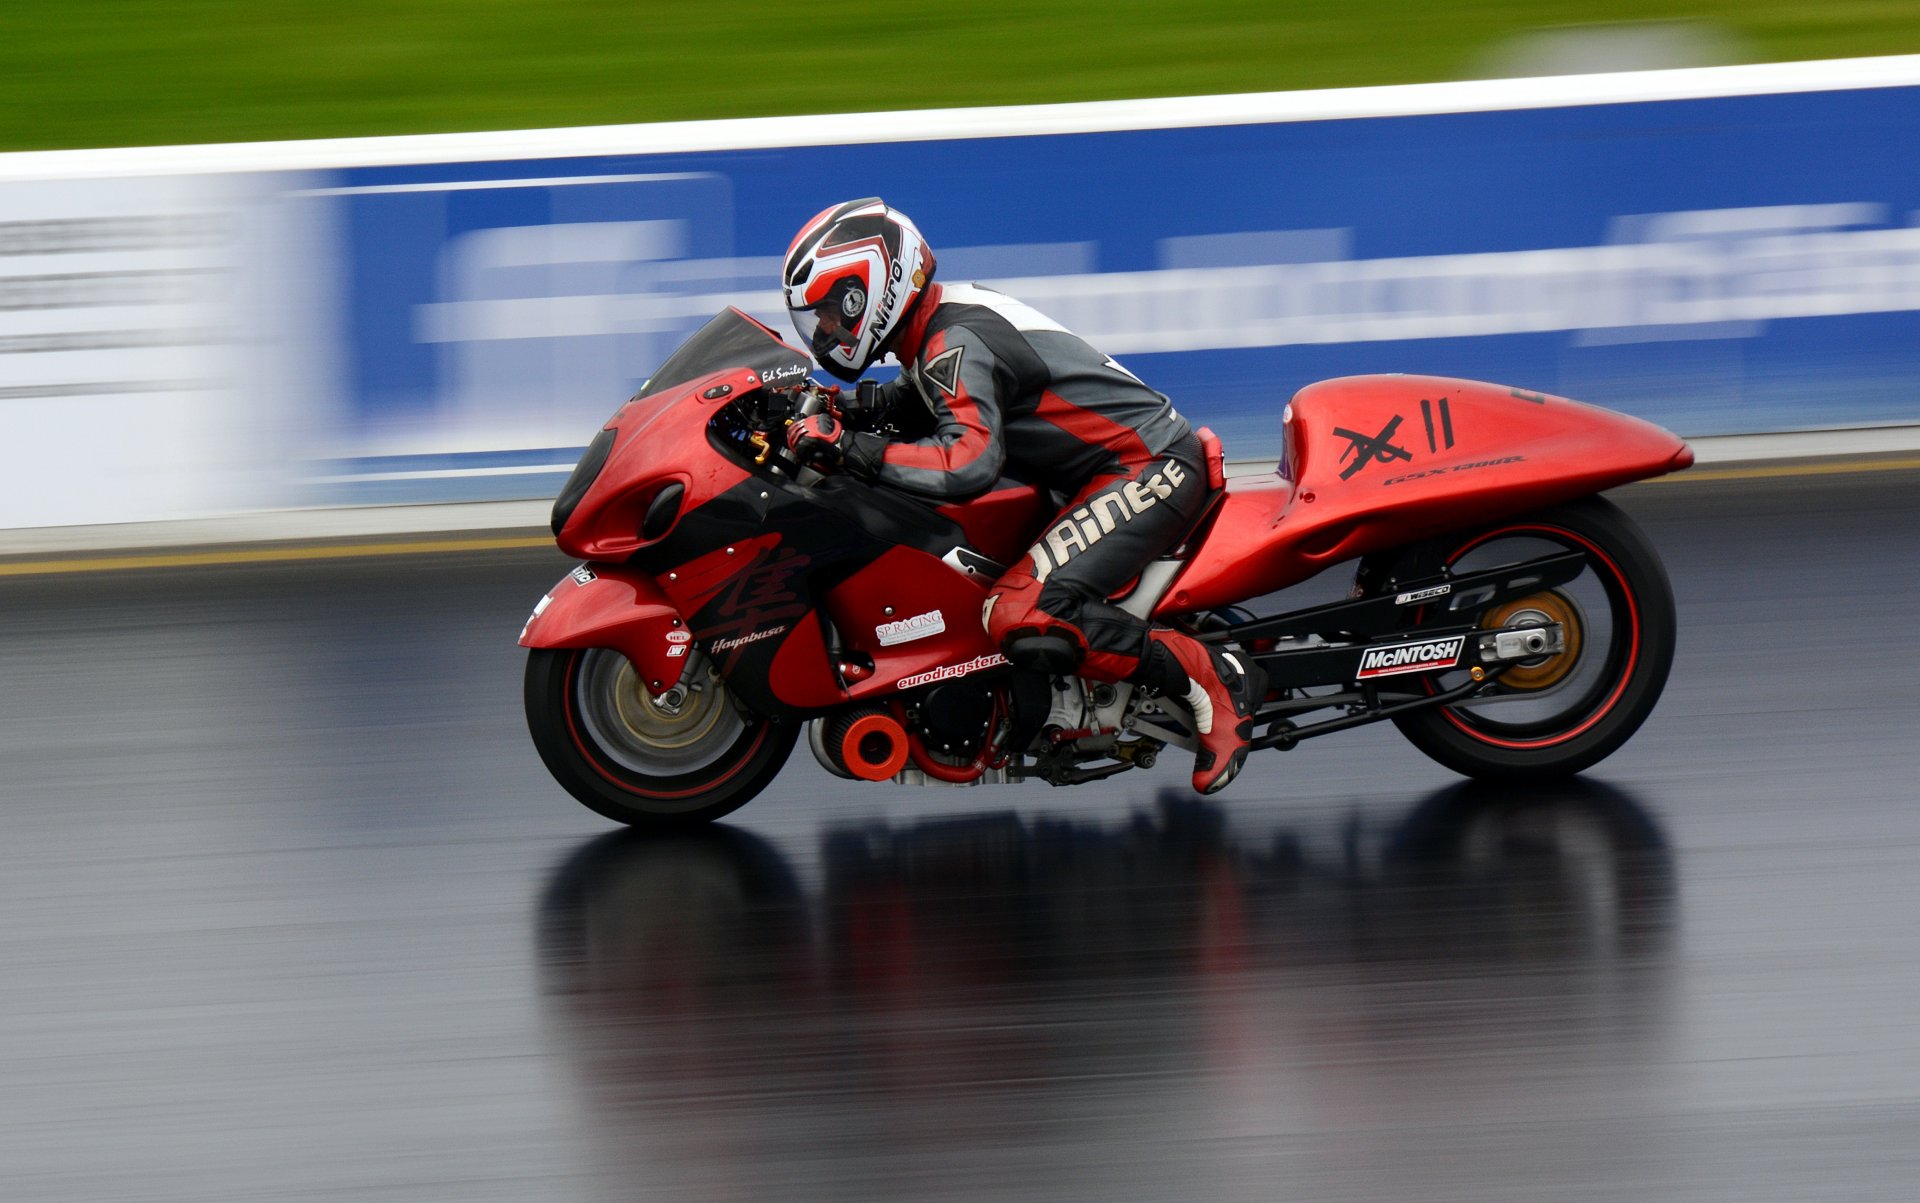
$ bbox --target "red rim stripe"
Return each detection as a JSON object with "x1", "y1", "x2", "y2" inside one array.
[
  {"x1": 562, "y1": 652, "x2": 769, "y2": 799},
  {"x1": 1436, "y1": 525, "x2": 1641, "y2": 750}
]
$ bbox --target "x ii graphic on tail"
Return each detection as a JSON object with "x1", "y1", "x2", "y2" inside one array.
[{"x1": 1335, "y1": 415, "x2": 1415, "y2": 480}]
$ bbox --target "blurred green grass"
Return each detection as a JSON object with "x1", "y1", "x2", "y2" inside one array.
[{"x1": 6, "y1": 1, "x2": 1920, "y2": 152}]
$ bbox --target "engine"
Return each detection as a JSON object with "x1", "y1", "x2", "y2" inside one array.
[
  {"x1": 910, "y1": 679, "x2": 997, "y2": 762},
  {"x1": 808, "y1": 674, "x2": 1054, "y2": 786}
]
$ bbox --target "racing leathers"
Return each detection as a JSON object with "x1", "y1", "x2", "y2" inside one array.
[{"x1": 823, "y1": 282, "x2": 1265, "y2": 793}]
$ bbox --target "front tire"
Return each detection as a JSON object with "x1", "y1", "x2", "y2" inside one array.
[
  {"x1": 525, "y1": 646, "x2": 797, "y2": 828},
  {"x1": 1371, "y1": 496, "x2": 1676, "y2": 780}
]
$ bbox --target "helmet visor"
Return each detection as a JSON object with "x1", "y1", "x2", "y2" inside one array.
[
  {"x1": 787, "y1": 302, "x2": 838, "y2": 355},
  {"x1": 788, "y1": 277, "x2": 866, "y2": 360}
]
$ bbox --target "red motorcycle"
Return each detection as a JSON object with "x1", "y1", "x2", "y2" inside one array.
[{"x1": 522, "y1": 308, "x2": 1692, "y2": 827}]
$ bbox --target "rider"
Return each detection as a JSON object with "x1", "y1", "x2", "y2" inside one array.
[{"x1": 779, "y1": 198, "x2": 1265, "y2": 794}]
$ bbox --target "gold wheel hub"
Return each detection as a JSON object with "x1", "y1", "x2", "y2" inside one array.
[
  {"x1": 1481, "y1": 590, "x2": 1583, "y2": 690},
  {"x1": 609, "y1": 658, "x2": 728, "y2": 751}
]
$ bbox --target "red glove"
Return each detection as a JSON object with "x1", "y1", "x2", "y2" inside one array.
[{"x1": 785, "y1": 413, "x2": 848, "y2": 470}]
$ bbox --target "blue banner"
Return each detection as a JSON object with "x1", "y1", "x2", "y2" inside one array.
[{"x1": 291, "y1": 83, "x2": 1920, "y2": 503}]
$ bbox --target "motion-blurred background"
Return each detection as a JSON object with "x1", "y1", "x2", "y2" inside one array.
[
  {"x1": 5, "y1": 4, "x2": 1920, "y2": 530},
  {"x1": 7, "y1": 7, "x2": 1920, "y2": 1202}
]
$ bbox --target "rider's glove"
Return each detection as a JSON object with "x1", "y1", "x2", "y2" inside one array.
[
  {"x1": 785, "y1": 413, "x2": 850, "y2": 471},
  {"x1": 785, "y1": 412, "x2": 885, "y2": 480}
]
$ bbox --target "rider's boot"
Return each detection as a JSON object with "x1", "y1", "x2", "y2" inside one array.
[{"x1": 1142, "y1": 630, "x2": 1267, "y2": 795}]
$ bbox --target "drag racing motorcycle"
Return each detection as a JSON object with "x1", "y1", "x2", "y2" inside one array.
[{"x1": 522, "y1": 308, "x2": 1692, "y2": 828}]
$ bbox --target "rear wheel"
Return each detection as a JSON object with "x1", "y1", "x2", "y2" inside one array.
[
  {"x1": 1369, "y1": 497, "x2": 1675, "y2": 780},
  {"x1": 525, "y1": 646, "x2": 797, "y2": 828}
]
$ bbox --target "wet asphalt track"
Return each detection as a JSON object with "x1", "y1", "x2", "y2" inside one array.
[{"x1": 4, "y1": 468, "x2": 1920, "y2": 1201}]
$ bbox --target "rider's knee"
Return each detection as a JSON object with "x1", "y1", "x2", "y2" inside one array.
[
  {"x1": 986, "y1": 584, "x2": 1083, "y2": 673},
  {"x1": 983, "y1": 587, "x2": 1030, "y2": 645},
  {"x1": 1002, "y1": 632, "x2": 1080, "y2": 674}
]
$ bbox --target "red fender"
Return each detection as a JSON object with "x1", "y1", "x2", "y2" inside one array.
[
  {"x1": 1158, "y1": 376, "x2": 1693, "y2": 616},
  {"x1": 519, "y1": 565, "x2": 691, "y2": 695}
]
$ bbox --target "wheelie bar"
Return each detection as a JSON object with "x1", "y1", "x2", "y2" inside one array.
[{"x1": 1249, "y1": 671, "x2": 1498, "y2": 752}]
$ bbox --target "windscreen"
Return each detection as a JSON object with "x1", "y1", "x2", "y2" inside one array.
[{"x1": 639, "y1": 308, "x2": 813, "y2": 398}]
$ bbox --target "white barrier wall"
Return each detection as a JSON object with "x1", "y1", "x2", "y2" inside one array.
[
  {"x1": 0, "y1": 175, "x2": 271, "y2": 526},
  {"x1": 5, "y1": 56, "x2": 1920, "y2": 530}
]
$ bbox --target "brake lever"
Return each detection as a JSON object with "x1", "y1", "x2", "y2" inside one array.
[{"x1": 795, "y1": 381, "x2": 843, "y2": 420}]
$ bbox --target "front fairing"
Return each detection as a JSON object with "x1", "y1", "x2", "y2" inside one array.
[
  {"x1": 547, "y1": 308, "x2": 1038, "y2": 721},
  {"x1": 554, "y1": 309, "x2": 812, "y2": 562}
]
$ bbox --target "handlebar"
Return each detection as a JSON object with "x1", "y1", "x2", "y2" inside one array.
[
  {"x1": 723, "y1": 377, "x2": 887, "y2": 477},
  {"x1": 791, "y1": 382, "x2": 837, "y2": 418}
]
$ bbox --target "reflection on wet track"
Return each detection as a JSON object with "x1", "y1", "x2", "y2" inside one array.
[
  {"x1": 6, "y1": 470, "x2": 1920, "y2": 1200},
  {"x1": 539, "y1": 784, "x2": 1676, "y2": 1201}
]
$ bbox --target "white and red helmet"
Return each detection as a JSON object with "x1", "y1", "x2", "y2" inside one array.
[{"x1": 782, "y1": 198, "x2": 935, "y2": 381}]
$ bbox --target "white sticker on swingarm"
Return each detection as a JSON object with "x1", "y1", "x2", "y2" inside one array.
[
  {"x1": 1356, "y1": 635, "x2": 1467, "y2": 679},
  {"x1": 1394, "y1": 583, "x2": 1451, "y2": 606}
]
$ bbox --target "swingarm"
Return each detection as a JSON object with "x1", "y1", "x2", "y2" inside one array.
[
  {"x1": 1209, "y1": 547, "x2": 1586, "y2": 753},
  {"x1": 1209, "y1": 549, "x2": 1587, "y2": 645}
]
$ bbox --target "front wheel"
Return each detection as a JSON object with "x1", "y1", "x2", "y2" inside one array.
[
  {"x1": 525, "y1": 646, "x2": 797, "y2": 828},
  {"x1": 1369, "y1": 496, "x2": 1676, "y2": 780}
]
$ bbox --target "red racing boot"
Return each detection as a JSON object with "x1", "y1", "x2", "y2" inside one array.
[{"x1": 1143, "y1": 630, "x2": 1267, "y2": 795}]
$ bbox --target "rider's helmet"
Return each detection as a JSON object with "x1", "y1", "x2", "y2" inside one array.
[{"x1": 782, "y1": 198, "x2": 935, "y2": 382}]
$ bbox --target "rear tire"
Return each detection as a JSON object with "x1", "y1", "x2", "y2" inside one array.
[
  {"x1": 525, "y1": 646, "x2": 797, "y2": 828},
  {"x1": 1371, "y1": 497, "x2": 1676, "y2": 780}
]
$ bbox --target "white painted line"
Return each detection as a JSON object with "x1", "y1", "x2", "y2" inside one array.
[
  {"x1": 306, "y1": 464, "x2": 578, "y2": 484},
  {"x1": 5, "y1": 55, "x2": 1920, "y2": 180},
  {"x1": 0, "y1": 500, "x2": 552, "y2": 555},
  {"x1": 1686, "y1": 424, "x2": 1920, "y2": 463},
  {"x1": 287, "y1": 172, "x2": 710, "y2": 197}
]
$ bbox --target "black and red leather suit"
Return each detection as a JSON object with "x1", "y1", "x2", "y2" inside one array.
[{"x1": 831, "y1": 282, "x2": 1210, "y2": 687}]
